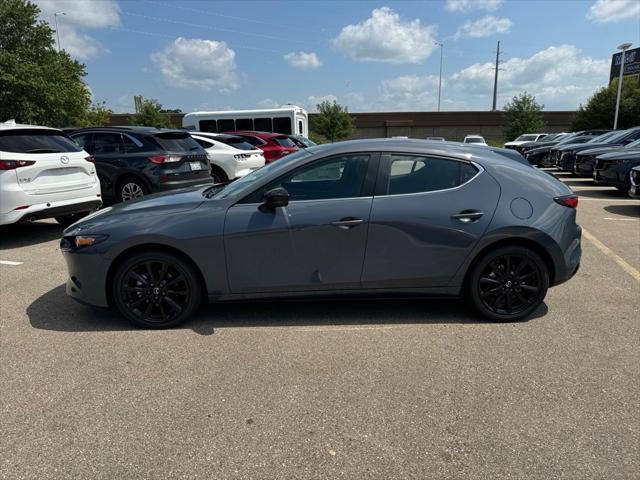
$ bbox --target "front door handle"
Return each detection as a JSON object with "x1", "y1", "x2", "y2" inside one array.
[
  {"x1": 331, "y1": 217, "x2": 364, "y2": 229},
  {"x1": 451, "y1": 210, "x2": 484, "y2": 223}
]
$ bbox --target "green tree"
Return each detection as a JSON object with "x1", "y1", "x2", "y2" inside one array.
[
  {"x1": 0, "y1": 0, "x2": 91, "y2": 127},
  {"x1": 311, "y1": 100, "x2": 354, "y2": 143},
  {"x1": 78, "y1": 101, "x2": 112, "y2": 127},
  {"x1": 503, "y1": 92, "x2": 545, "y2": 141},
  {"x1": 129, "y1": 98, "x2": 172, "y2": 128},
  {"x1": 571, "y1": 78, "x2": 640, "y2": 131}
]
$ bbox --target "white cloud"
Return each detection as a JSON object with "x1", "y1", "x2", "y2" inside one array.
[
  {"x1": 446, "y1": 0, "x2": 503, "y2": 12},
  {"x1": 586, "y1": 0, "x2": 640, "y2": 23},
  {"x1": 454, "y1": 15, "x2": 512, "y2": 39},
  {"x1": 151, "y1": 37, "x2": 239, "y2": 91},
  {"x1": 34, "y1": 0, "x2": 120, "y2": 60},
  {"x1": 333, "y1": 7, "x2": 437, "y2": 64},
  {"x1": 257, "y1": 98, "x2": 281, "y2": 108},
  {"x1": 379, "y1": 75, "x2": 441, "y2": 111},
  {"x1": 284, "y1": 51, "x2": 322, "y2": 70}
]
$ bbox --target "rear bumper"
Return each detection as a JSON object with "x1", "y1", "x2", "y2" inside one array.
[
  {"x1": 629, "y1": 185, "x2": 640, "y2": 198},
  {"x1": 0, "y1": 194, "x2": 102, "y2": 225},
  {"x1": 552, "y1": 225, "x2": 582, "y2": 287}
]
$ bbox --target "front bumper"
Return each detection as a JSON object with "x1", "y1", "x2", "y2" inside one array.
[{"x1": 62, "y1": 247, "x2": 111, "y2": 307}]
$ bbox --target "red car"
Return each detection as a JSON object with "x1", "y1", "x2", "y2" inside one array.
[{"x1": 226, "y1": 131, "x2": 299, "y2": 163}]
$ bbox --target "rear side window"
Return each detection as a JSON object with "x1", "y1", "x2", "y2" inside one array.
[
  {"x1": 154, "y1": 133, "x2": 202, "y2": 152},
  {"x1": 219, "y1": 137, "x2": 256, "y2": 151},
  {"x1": 384, "y1": 155, "x2": 478, "y2": 195},
  {"x1": 272, "y1": 136, "x2": 296, "y2": 147},
  {"x1": 240, "y1": 135, "x2": 265, "y2": 147},
  {"x1": 254, "y1": 118, "x2": 273, "y2": 132},
  {"x1": 273, "y1": 117, "x2": 292, "y2": 135},
  {"x1": 0, "y1": 129, "x2": 82, "y2": 153}
]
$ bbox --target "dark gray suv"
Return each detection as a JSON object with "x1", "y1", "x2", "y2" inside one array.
[{"x1": 61, "y1": 139, "x2": 582, "y2": 328}]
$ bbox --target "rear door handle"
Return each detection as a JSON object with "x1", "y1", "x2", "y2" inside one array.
[
  {"x1": 451, "y1": 210, "x2": 484, "y2": 223},
  {"x1": 331, "y1": 217, "x2": 364, "y2": 229}
]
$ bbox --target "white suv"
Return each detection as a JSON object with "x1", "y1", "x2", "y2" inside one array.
[
  {"x1": 190, "y1": 132, "x2": 265, "y2": 183},
  {"x1": 463, "y1": 135, "x2": 488, "y2": 146},
  {"x1": 0, "y1": 120, "x2": 102, "y2": 226}
]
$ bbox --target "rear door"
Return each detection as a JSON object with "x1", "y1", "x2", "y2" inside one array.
[
  {"x1": 0, "y1": 129, "x2": 97, "y2": 195},
  {"x1": 362, "y1": 153, "x2": 500, "y2": 288}
]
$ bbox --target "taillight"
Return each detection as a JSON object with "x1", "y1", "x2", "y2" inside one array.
[
  {"x1": 233, "y1": 153, "x2": 250, "y2": 160},
  {"x1": 0, "y1": 160, "x2": 35, "y2": 170},
  {"x1": 554, "y1": 194, "x2": 578, "y2": 208},
  {"x1": 148, "y1": 155, "x2": 182, "y2": 164},
  {"x1": 85, "y1": 156, "x2": 96, "y2": 163}
]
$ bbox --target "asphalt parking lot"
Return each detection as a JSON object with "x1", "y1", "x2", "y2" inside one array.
[{"x1": 1, "y1": 169, "x2": 638, "y2": 479}]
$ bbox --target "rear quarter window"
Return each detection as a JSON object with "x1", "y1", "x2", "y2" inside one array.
[{"x1": 0, "y1": 129, "x2": 82, "y2": 153}]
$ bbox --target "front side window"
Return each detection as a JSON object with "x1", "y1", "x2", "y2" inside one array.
[
  {"x1": 271, "y1": 136, "x2": 296, "y2": 147},
  {"x1": 383, "y1": 155, "x2": 478, "y2": 195},
  {"x1": 72, "y1": 133, "x2": 92, "y2": 149},
  {"x1": 243, "y1": 154, "x2": 370, "y2": 203}
]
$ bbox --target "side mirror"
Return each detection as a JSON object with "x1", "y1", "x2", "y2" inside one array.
[{"x1": 260, "y1": 187, "x2": 289, "y2": 212}]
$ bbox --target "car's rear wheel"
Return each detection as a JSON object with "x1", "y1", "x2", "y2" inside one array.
[
  {"x1": 468, "y1": 246, "x2": 549, "y2": 322},
  {"x1": 117, "y1": 177, "x2": 147, "y2": 202},
  {"x1": 113, "y1": 252, "x2": 202, "y2": 329}
]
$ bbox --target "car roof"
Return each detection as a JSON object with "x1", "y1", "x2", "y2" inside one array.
[
  {"x1": 0, "y1": 119, "x2": 62, "y2": 132},
  {"x1": 302, "y1": 138, "x2": 528, "y2": 166},
  {"x1": 189, "y1": 132, "x2": 241, "y2": 141},
  {"x1": 71, "y1": 125, "x2": 188, "y2": 136}
]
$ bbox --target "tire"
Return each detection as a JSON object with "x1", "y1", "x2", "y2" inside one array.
[
  {"x1": 117, "y1": 177, "x2": 148, "y2": 203},
  {"x1": 210, "y1": 167, "x2": 229, "y2": 184},
  {"x1": 55, "y1": 212, "x2": 88, "y2": 227},
  {"x1": 468, "y1": 246, "x2": 549, "y2": 322},
  {"x1": 112, "y1": 251, "x2": 202, "y2": 329}
]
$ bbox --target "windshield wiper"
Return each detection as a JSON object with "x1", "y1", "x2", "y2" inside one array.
[
  {"x1": 203, "y1": 183, "x2": 230, "y2": 198},
  {"x1": 24, "y1": 148, "x2": 63, "y2": 153}
]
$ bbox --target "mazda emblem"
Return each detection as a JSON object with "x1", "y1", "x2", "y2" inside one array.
[{"x1": 60, "y1": 155, "x2": 70, "y2": 164}]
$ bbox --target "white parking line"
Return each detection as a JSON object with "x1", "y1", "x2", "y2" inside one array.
[
  {"x1": 603, "y1": 217, "x2": 639, "y2": 222},
  {"x1": 0, "y1": 260, "x2": 23, "y2": 266},
  {"x1": 582, "y1": 228, "x2": 640, "y2": 282}
]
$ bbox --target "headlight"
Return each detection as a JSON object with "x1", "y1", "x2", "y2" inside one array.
[{"x1": 61, "y1": 235, "x2": 109, "y2": 251}]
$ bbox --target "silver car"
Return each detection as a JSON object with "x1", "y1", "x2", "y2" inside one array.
[{"x1": 61, "y1": 139, "x2": 582, "y2": 328}]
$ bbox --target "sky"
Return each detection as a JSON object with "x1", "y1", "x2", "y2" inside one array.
[{"x1": 34, "y1": 0, "x2": 640, "y2": 113}]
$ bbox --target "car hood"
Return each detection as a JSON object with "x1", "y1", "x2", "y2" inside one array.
[
  {"x1": 596, "y1": 150, "x2": 640, "y2": 161},
  {"x1": 64, "y1": 185, "x2": 211, "y2": 234}
]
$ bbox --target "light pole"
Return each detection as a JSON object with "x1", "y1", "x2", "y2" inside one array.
[
  {"x1": 53, "y1": 12, "x2": 66, "y2": 52},
  {"x1": 613, "y1": 42, "x2": 632, "y2": 130},
  {"x1": 435, "y1": 41, "x2": 444, "y2": 112}
]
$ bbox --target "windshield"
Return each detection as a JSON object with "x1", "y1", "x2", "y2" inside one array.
[
  {"x1": 210, "y1": 149, "x2": 313, "y2": 199},
  {"x1": 601, "y1": 129, "x2": 633, "y2": 144},
  {"x1": 465, "y1": 137, "x2": 485, "y2": 144},
  {"x1": 626, "y1": 138, "x2": 640, "y2": 148},
  {"x1": 0, "y1": 129, "x2": 82, "y2": 153},
  {"x1": 515, "y1": 135, "x2": 538, "y2": 141}
]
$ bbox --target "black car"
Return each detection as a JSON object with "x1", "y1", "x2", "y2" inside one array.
[
  {"x1": 555, "y1": 127, "x2": 640, "y2": 173},
  {"x1": 517, "y1": 133, "x2": 567, "y2": 155},
  {"x1": 629, "y1": 166, "x2": 640, "y2": 198},
  {"x1": 71, "y1": 127, "x2": 212, "y2": 203},
  {"x1": 525, "y1": 130, "x2": 609, "y2": 167},
  {"x1": 593, "y1": 148, "x2": 640, "y2": 191},
  {"x1": 574, "y1": 138, "x2": 640, "y2": 176}
]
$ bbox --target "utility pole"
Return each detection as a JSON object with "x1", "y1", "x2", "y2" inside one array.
[
  {"x1": 54, "y1": 12, "x2": 66, "y2": 52},
  {"x1": 435, "y1": 42, "x2": 444, "y2": 112},
  {"x1": 492, "y1": 40, "x2": 501, "y2": 111},
  {"x1": 613, "y1": 42, "x2": 632, "y2": 130}
]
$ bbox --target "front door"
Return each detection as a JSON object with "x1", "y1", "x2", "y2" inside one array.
[
  {"x1": 362, "y1": 153, "x2": 501, "y2": 288},
  {"x1": 224, "y1": 153, "x2": 378, "y2": 293}
]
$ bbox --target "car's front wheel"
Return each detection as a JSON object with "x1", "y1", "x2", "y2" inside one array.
[
  {"x1": 113, "y1": 251, "x2": 202, "y2": 328},
  {"x1": 468, "y1": 246, "x2": 549, "y2": 322}
]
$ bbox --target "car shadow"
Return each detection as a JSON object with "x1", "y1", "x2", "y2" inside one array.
[
  {"x1": 0, "y1": 221, "x2": 63, "y2": 250},
  {"x1": 28, "y1": 284, "x2": 547, "y2": 336},
  {"x1": 604, "y1": 204, "x2": 640, "y2": 218},
  {"x1": 573, "y1": 188, "x2": 628, "y2": 199},
  {"x1": 561, "y1": 178, "x2": 595, "y2": 187}
]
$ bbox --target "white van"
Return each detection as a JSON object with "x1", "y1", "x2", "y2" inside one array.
[
  {"x1": 0, "y1": 120, "x2": 102, "y2": 226},
  {"x1": 183, "y1": 106, "x2": 308, "y2": 137}
]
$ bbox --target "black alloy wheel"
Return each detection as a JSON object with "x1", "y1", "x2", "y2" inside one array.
[
  {"x1": 113, "y1": 252, "x2": 202, "y2": 328},
  {"x1": 469, "y1": 246, "x2": 549, "y2": 322}
]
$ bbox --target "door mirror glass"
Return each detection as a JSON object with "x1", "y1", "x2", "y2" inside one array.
[{"x1": 261, "y1": 187, "x2": 289, "y2": 211}]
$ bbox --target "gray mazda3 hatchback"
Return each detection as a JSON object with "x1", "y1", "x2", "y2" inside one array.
[{"x1": 61, "y1": 139, "x2": 581, "y2": 328}]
